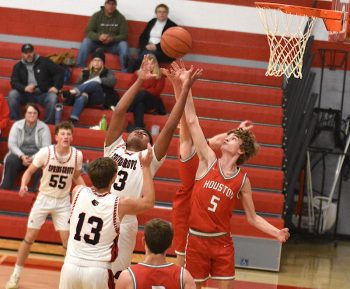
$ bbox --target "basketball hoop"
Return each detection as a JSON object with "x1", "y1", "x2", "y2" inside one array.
[{"x1": 255, "y1": 2, "x2": 346, "y2": 79}]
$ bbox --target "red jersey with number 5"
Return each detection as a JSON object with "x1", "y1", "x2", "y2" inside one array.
[{"x1": 189, "y1": 159, "x2": 247, "y2": 233}]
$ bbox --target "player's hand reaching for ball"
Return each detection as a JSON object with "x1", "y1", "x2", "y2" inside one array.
[
  {"x1": 238, "y1": 120, "x2": 254, "y2": 131},
  {"x1": 139, "y1": 143, "x2": 153, "y2": 169}
]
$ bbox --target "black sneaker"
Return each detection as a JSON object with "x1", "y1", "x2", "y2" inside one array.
[{"x1": 62, "y1": 91, "x2": 75, "y2": 106}]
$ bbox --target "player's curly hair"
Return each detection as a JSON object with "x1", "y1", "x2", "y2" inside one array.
[
  {"x1": 226, "y1": 128, "x2": 259, "y2": 165},
  {"x1": 88, "y1": 157, "x2": 118, "y2": 189}
]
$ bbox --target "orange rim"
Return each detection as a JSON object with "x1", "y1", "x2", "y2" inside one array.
[{"x1": 255, "y1": 2, "x2": 344, "y2": 31}]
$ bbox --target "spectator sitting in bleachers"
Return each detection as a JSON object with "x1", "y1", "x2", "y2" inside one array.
[
  {"x1": 7, "y1": 43, "x2": 64, "y2": 124},
  {"x1": 63, "y1": 49, "x2": 117, "y2": 124},
  {"x1": 77, "y1": 0, "x2": 129, "y2": 72},
  {"x1": 0, "y1": 93, "x2": 10, "y2": 136},
  {"x1": 0, "y1": 103, "x2": 51, "y2": 191},
  {"x1": 127, "y1": 54, "x2": 166, "y2": 131},
  {"x1": 129, "y1": 3, "x2": 177, "y2": 72}
]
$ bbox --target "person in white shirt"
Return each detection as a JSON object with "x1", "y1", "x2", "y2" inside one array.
[
  {"x1": 59, "y1": 147, "x2": 155, "y2": 289},
  {"x1": 129, "y1": 3, "x2": 177, "y2": 72},
  {"x1": 104, "y1": 55, "x2": 202, "y2": 277},
  {"x1": 5, "y1": 121, "x2": 85, "y2": 289}
]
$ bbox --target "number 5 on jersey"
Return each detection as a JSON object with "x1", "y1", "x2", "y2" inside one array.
[{"x1": 208, "y1": 195, "x2": 221, "y2": 212}]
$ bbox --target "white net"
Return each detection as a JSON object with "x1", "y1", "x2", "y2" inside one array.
[{"x1": 257, "y1": 7, "x2": 317, "y2": 79}]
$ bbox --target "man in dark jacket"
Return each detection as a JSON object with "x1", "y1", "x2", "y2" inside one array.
[
  {"x1": 8, "y1": 44, "x2": 64, "y2": 124},
  {"x1": 129, "y1": 3, "x2": 177, "y2": 72},
  {"x1": 77, "y1": 0, "x2": 129, "y2": 72}
]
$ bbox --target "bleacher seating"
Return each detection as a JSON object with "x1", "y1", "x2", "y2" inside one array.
[{"x1": 0, "y1": 6, "x2": 286, "y2": 258}]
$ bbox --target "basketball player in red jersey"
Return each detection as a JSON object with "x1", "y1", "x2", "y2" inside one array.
[
  {"x1": 172, "y1": 63, "x2": 290, "y2": 289},
  {"x1": 116, "y1": 218, "x2": 195, "y2": 289},
  {"x1": 164, "y1": 65, "x2": 253, "y2": 266}
]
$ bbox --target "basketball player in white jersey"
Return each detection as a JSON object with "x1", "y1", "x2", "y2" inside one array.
[
  {"x1": 104, "y1": 55, "x2": 202, "y2": 276},
  {"x1": 5, "y1": 122, "x2": 84, "y2": 289},
  {"x1": 59, "y1": 147, "x2": 155, "y2": 289},
  {"x1": 116, "y1": 218, "x2": 195, "y2": 289}
]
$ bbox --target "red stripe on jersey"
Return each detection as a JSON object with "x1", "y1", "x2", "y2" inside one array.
[
  {"x1": 113, "y1": 197, "x2": 120, "y2": 233},
  {"x1": 70, "y1": 186, "x2": 83, "y2": 218},
  {"x1": 44, "y1": 146, "x2": 50, "y2": 168},
  {"x1": 189, "y1": 160, "x2": 246, "y2": 233},
  {"x1": 108, "y1": 269, "x2": 115, "y2": 289},
  {"x1": 110, "y1": 235, "x2": 119, "y2": 262}
]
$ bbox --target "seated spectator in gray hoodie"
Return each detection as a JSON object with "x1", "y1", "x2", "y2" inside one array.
[{"x1": 0, "y1": 103, "x2": 51, "y2": 191}]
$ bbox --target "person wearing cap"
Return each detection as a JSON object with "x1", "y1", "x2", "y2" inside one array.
[
  {"x1": 7, "y1": 44, "x2": 64, "y2": 124},
  {"x1": 63, "y1": 49, "x2": 117, "y2": 123},
  {"x1": 77, "y1": 0, "x2": 129, "y2": 72}
]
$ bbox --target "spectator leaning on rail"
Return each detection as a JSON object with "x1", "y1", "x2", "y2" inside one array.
[
  {"x1": 77, "y1": 0, "x2": 129, "y2": 72},
  {"x1": 7, "y1": 43, "x2": 64, "y2": 124},
  {"x1": 0, "y1": 103, "x2": 51, "y2": 191}
]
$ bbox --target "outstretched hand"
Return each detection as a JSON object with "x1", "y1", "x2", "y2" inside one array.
[
  {"x1": 238, "y1": 120, "x2": 253, "y2": 131},
  {"x1": 160, "y1": 67, "x2": 182, "y2": 93},
  {"x1": 139, "y1": 143, "x2": 153, "y2": 168},
  {"x1": 180, "y1": 65, "x2": 203, "y2": 88},
  {"x1": 139, "y1": 55, "x2": 158, "y2": 81},
  {"x1": 277, "y1": 228, "x2": 290, "y2": 243}
]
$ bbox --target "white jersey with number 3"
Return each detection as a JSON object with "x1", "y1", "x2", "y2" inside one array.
[
  {"x1": 65, "y1": 186, "x2": 120, "y2": 266},
  {"x1": 104, "y1": 136, "x2": 164, "y2": 223},
  {"x1": 32, "y1": 145, "x2": 82, "y2": 199}
]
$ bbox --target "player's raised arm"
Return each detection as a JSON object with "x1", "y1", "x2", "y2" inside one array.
[
  {"x1": 118, "y1": 144, "x2": 155, "y2": 219},
  {"x1": 162, "y1": 66, "x2": 194, "y2": 158},
  {"x1": 153, "y1": 65, "x2": 202, "y2": 161},
  {"x1": 105, "y1": 55, "x2": 157, "y2": 147}
]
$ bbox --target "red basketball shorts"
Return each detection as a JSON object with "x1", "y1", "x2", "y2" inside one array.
[{"x1": 185, "y1": 232, "x2": 235, "y2": 282}]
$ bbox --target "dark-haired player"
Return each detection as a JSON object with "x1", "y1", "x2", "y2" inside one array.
[
  {"x1": 116, "y1": 218, "x2": 195, "y2": 289},
  {"x1": 104, "y1": 55, "x2": 202, "y2": 275}
]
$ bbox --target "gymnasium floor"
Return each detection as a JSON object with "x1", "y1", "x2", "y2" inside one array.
[{"x1": 0, "y1": 237, "x2": 349, "y2": 289}]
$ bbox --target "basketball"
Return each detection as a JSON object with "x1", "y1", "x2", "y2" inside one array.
[{"x1": 160, "y1": 27, "x2": 192, "y2": 59}]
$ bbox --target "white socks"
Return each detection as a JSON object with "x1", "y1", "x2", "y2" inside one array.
[{"x1": 13, "y1": 264, "x2": 23, "y2": 276}]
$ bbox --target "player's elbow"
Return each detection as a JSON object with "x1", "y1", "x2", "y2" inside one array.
[
  {"x1": 144, "y1": 197, "x2": 155, "y2": 210},
  {"x1": 246, "y1": 214, "x2": 258, "y2": 226},
  {"x1": 186, "y1": 115, "x2": 198, "y2": 128}
]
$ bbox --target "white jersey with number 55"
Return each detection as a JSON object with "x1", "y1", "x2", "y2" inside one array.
[
  {"x1": 33, "y1": 145, "x2": 83, "y2": 199},
  {"x1": 104, "y1": 136, "x2": 164, "y2": 222}
]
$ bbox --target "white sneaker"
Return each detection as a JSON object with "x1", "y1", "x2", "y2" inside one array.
[
  {"x1": 89, "y1": 125, "x2": 100, "y2": 130},
  {"x1": 5, "y1": 272, "x2": 20, "y2": 289}
]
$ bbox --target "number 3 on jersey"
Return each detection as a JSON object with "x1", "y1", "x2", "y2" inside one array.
[
  {"x1": 208, "y1": 195, "x2": 221, "y2": 212},
  {"x1": 113, "y1": 170, "x2": 129, "y2": 191}
]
